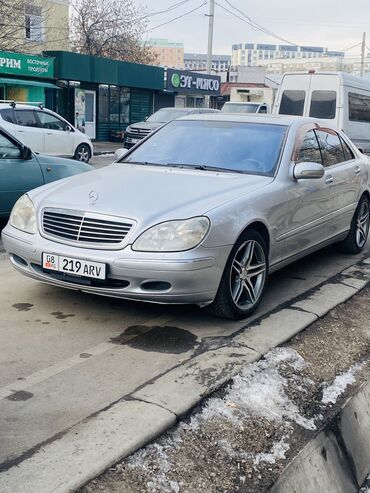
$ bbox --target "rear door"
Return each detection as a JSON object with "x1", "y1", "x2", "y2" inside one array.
[
  {"x1": 35, "y1": 110, "x2": 74, "y2": 157},
  {"x1": 315, "y1": 128, "x2": 360, "y2": 234},
  {"x1": 307, "y1": 74, "x2": 340, "y2": 127},
  {"x1": 13, "y1": 109, "x2": 45, "y2": 153},
  {"x1": 0, "y1": 130, "x2": 43, "y2": 216},
  {"x1": 275, "y1": 74, "x2": 310, "y2": 116}
]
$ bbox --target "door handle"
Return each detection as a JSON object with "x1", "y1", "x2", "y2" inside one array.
[
  {"x1": 325, "y1": 175, "x2": 334, "y2": 184},
  {"x1": 46, "y1": 167, "x2": 52, "y2": 172},
  {"x1": 355, "y1": 166, "x2": 361, "y2": 175}
]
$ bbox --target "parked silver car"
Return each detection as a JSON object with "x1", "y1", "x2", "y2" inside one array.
[{"x1": 2, "y1": 114, "x2": 370, "y2": 319}]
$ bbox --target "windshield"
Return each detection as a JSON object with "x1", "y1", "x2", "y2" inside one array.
[
  {"x1": 221, "y1": 103, "x2": 259, "y2": 114},
  {"x1": 146, "y1": 109, "x2": 190, "y2": 123},
  {"x1": 124, "y1": 120, "x2": 287, "y2": 176}
]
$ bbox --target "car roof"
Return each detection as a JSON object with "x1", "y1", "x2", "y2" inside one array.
[
  {"x1": 0, "y1": 103, "x2": 50, "y2": 111},
  {"x1": 224, "y1": 102, "x2": 261, "y2": 105},
  {"x1": 175, "y1": 113, "x2": 320, "y2": 127}
]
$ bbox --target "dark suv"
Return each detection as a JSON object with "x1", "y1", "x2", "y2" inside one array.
[{"x1": 123, "y1": 107, "x2": 219, "y2": 149}]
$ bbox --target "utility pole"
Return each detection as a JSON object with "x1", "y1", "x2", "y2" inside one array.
[
  {"x1": 205, "y1": 0, "x2": 215, "y2": 108},
  {"x1": 361, "y1": 32, "x2": 366, "y2": 77},
  {"x1": 206, "y1": 0, "x2": 215, "y2": 75}
]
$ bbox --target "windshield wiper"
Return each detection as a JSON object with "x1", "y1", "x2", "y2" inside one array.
[{"x1": 165, "y1": 163, "x2": 245, "y2": 174}]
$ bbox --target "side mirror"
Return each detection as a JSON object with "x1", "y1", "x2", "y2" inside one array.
[
  {"x1": 21, "y1": 145, "x2": 32, "y2": 160},
  {"x1": 293, "y1": 162, "x2": 325, "y2": 180},
  {"x1": 114, "y1": 147, "x2": 129, "y2": 161}
]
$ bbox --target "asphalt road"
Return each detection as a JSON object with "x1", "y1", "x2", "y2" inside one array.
[
  {"x1": 0, "y1": 236, "x2": 369, "y2": 473},
  {"x1": 0, "y1": 154, "x2": 369, "y2": 489}
]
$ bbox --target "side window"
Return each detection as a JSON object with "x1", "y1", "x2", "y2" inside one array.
[
  {"x1": 37, "y1": 111, "x2": 66, "y2": 131},
  {"x1": 316, "y1": 130, "x2": 346, "y2": 166},
  {"x1": 0, "y1": 133, "x2": 21, "y2": 159},
  {"x1": 296, "y1": 129, "x2": 322, "y2": 164},
  {"x1": 309, "y1": 91, "x2": 337, "y2": 119},
  {"x1": 14, "y1": 110, "x2": 38, "y2": 127},
  {"x1": 279, "y1": 90, "x2": 305, "y2": 116},
  {"x1": 0, "y1": 108, "x2": 15, "y2": 123},
  {"x1": 349, "y1": 92, "x2": 370, "y2": 122},
  {"x1": 340, "y1": 136, "x2": 355, "y2": 161}
]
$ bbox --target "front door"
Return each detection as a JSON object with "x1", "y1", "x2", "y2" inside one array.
[
  {"x1": 0, "y1": 131, "x2": 43, "y2": 216},
  {"x1": 84, "y1": 91, "x2": 96, "y2": 139}
]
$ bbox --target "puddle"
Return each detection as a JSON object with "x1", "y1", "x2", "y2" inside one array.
[
  {"x1": 6, "y1": 390, "x2": 33, "y2": 401},
  {"x1": 111, "y1": 326, "x2": 198, "y2": 354},
  {"x1": 50, "y1": 311, "x2": 76, "y2": 320},
  {"x1": 12, "y1": 303, "x2": 33, "y2": 312}
]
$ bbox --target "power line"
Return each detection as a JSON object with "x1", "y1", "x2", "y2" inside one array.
[
  {"x1": 218, "y1": 0, "x2": 297, "y2": 46},
  {"x1": 133, "y1": 0, "x2": 193, "y2": 22},
  {"x1": 339, "y1": 41, "x2": 362, "y2": 52},
  {"x1": 144, "y1": 1, "x2": 208, "y2": 33}
]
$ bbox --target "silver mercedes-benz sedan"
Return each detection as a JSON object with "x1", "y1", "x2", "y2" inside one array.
[{"x1": 2, "y1": 114, "x2": 370, "y2": 319}]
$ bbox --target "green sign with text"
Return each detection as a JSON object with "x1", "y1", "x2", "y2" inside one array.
[{"x1": 0, "y1": 51, "x2": 54, "y2": 79}]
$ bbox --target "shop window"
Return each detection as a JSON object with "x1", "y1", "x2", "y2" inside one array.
[
  {"x1": 98, "y1": 85, "x2": 109, "y2": 124},
  {"x1": 25, "y1": 4, "x2": 44, "y2": 42},
  {"x1": 119, "y1": 88, "x2": 130, "y2": 125}
]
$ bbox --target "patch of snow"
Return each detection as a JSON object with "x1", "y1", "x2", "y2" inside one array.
[
  {"x1": 321, "y1": 363, "x2": 364, "y2": 404},
  {"x1": 254, "y1": 437, "x2": 290, "y2": 465},
  {"x1": 191, "y1": 347, "x2": 316, "y2": 431}
]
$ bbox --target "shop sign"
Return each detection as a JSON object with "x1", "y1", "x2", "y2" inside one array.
[
  {"x1": 166, "y1": 68, "x2": 221, "y2": 96},
  {"x1": 0, "y1": 51, "x2": 54, "y2": 78}
]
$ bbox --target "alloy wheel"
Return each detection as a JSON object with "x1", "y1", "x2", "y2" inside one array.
[
  {"x1": 78, "y1": 146, "x2": 90, "y2": 162},
  {"x1": 229, "y1": 239, "x2": 267, "y2": 309},
  {"x1": 356, "y1": 199, "x2": 370, "y2": 248}
]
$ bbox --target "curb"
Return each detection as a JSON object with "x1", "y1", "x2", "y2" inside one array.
[
  {"x1": 269, "y1": 380, "x2": 370, "y2": 493},
  {"x1": 93, "y1": 151, "x2": 115, "y2": 156},
  {"x1": 1, "y1": 258, "x2": 370, "y2": 493}
]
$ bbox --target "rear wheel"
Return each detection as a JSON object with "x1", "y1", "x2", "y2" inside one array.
[
  {"x1": 338, "y1": 195, "x2": 370, "y2": 254},
  {"x1": 74, "y1": 144, "x2": 91, "y2": 163},
  {"x1": 207, "y1": 230, "x2": 268, "y2": 320}
]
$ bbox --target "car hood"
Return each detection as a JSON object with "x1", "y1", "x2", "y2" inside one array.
[
  {"x1": 128, "y1": 121, "x2": 163, "y2": 131},
  {"x1": 30, "y1": 164, "x2": 273, "y2": 232}
]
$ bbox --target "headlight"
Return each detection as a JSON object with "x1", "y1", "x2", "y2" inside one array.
[
  {"x1": 133, "y1": 217, "x2": 210, "y2": 252},
  {"x1": 9, "y1": 194, "x2": 37, "y2": 234}
]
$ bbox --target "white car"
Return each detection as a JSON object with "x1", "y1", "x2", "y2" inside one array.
[{"x1": 0, "y1": 103, "x2": 93, "y2": 162}]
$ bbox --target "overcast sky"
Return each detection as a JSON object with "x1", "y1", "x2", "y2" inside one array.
[{"x1": 138, "y1": 0, "x2": 370, "y2": 58}]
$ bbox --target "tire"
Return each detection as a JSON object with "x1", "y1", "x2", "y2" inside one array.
[
  {"x1": 206, "y1": 230, "x2": 269, "y2": 320},
  {"x1": 74, "y1": 144, "x2": 91, "y2": 163},
  {"x1": 338, "y1": 195, "x2": 370, "y2": 254}
]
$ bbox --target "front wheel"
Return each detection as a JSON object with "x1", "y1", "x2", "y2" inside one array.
[
  {"x1": 206, "y1": 230, "x2": 268, "y2": 320},
  {"x1": 338, "y1": 195, "x2": 370, "y2": 254},
  {"x1": 74, "y1": 144, "x2": 91, "y2": 163}
]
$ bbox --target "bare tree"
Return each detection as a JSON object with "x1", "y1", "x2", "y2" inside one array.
[
  {"x1": 0, "y1": 0, "x2": 54, "y2": 53},
  {"x1": 70, "y1": 0, "x2": 157, "y2": 64}
]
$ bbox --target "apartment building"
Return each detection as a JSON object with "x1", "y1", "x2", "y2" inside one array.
[
  {"x1": 2, "y1": 0, "x2": 70, "y2": 54},
  {"x1": 232, "y1": 43, "x2": 344, "y2": 67},
  {"x1": 184, "y1": 53, "x2": 231, "y2": 73},
  {"x1": 147, "y1": 38, "x2": 184, "y2": 69}
]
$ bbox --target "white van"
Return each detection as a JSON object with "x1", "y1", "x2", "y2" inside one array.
[{"x1": 273, "y1": 71, "x2": 370, "y2": 153}]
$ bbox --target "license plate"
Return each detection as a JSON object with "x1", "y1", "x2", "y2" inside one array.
[
  {"x1": 129, "y1": 138, "x2": 140, "y2": 144},
  {"x1": 42, "y1": 253, "x2": 106, "y2": 280}
]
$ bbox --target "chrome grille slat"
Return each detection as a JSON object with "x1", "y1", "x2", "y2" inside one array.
[{"x1": 42, "y1": 209, "x2": 134, "y2": 247}]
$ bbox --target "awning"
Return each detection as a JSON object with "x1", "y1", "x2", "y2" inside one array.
[{"x1": 0, "y1": 77, "x2": 59, "y2": 89}]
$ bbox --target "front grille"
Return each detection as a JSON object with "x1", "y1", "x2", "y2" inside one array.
[
  {"x1": 127, "y1": 127, "x2": 152, "y2": 139},
  {"x1": 42, "y1": 209, "x2": 133, "y2": 247}
]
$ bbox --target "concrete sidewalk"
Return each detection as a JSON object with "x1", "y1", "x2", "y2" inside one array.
[{"x1": 92, "y1": 141, "x2": 123, "y2": 156}]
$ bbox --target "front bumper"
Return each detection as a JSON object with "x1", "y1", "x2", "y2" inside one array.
[{"x1": 1, "y1": 225, "x2": 231, "y2": 306}]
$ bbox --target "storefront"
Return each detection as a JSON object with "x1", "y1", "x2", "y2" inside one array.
[
  {"x1": 45, "y1": 51, "x2": 166, "y2": 141},
  {"x1": 0, "y1": 51, "x2": 56, "y2": 105},
  {"x1": 165, "y1": 68, "x2": 221, "y2": 108}
]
